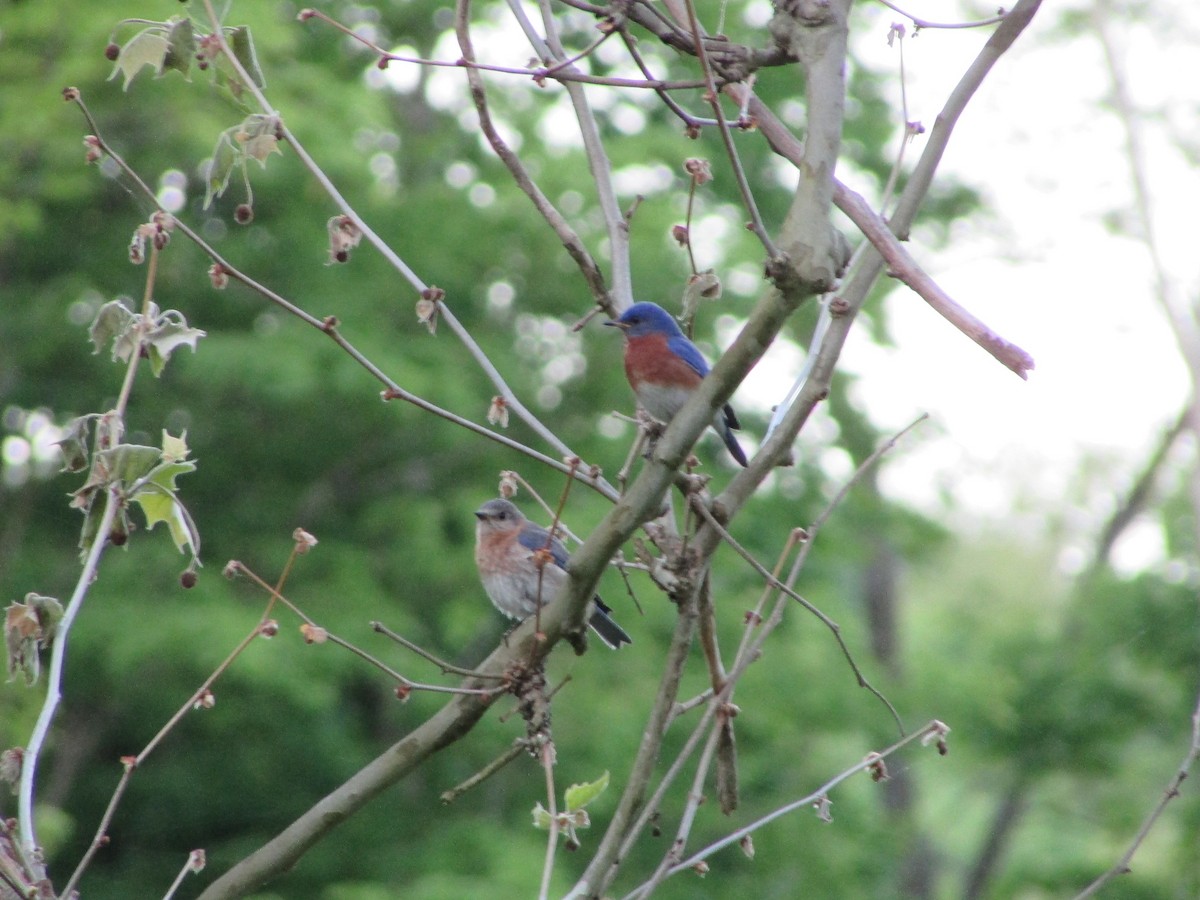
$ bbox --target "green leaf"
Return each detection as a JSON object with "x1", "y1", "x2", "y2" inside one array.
[
  {"x1": 161, "y1": 16, "x2": 196, "y2": 79},
  {"x1": 56, "y1": 415, "x2": 93, "y2": 473},
  {"x1": 110, "y1": 299, "x2": 154, "y2": 364},
  {"x1": 681, "y1": 270, "x2": 722, "y2": 321},
  {"x1": 89, "y1": 299, "x2": 135, "y2": 356},
  {"x1": 531, "y1": 801, "x2": 553, "y2": 831},
  {"x1": 146, "y1": 458, "x2": 198, "y2": 492},
  {"x1": 238, "y1": 116, "x2": 283, "y2": 166},
  {"x1": 228, "y1": 26, "x2": 266, "y2": 88},
  {"x1": 564, "y1": 771, "x2": 610, "y2": 812},
  {"x1": 132, "y1": 482, "x2": 199, "y2": 556},
  {"x1": 74, "y1": 485, "x2": 102, "y2": 558},
  {"x1": 244, "y1": 133, "x2": 279, "y2": 164},
  {"x1": 109, "y1": 29, "x2": 170, "y2": 91},
  {"x1": 145, "y1": 317, "x2": 206, "y2": 377},
  {"x1": 161, "y1": 429, "x2": 190, "y2": 463},
  {"x1": 205, "y1": 130, "x2": 241, "y2": 208},
  {"x1": 131, "y1": 440, "x2": 200, "y2": 557},
  {"x1": 5, "y1": 594, "x2": 64, "y2": 686},
  {"x1": 96, "y1": 444, "x2": 162, "y2": 485}
]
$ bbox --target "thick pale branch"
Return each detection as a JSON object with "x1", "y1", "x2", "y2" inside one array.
[
  {"x1": 770, "y1": 0, "x2": 852, "y2": 292},
  {"x1": 195, "y1": 623, "x2": 558, "y2": 899}
]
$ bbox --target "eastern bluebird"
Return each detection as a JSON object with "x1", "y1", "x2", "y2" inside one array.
[
  {"x1": 605, "y1": 302, "x2": 749, "y2": 467},
  {"x1": 474, "y1": 498, "x2": 632, "y2": 649}
]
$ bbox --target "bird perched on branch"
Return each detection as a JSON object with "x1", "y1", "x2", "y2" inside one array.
[
  {"x1": 473, "y1": 498, "x2": 631, "y2": 649},
  {"x1": 605, "y1": 302, "x2": 748, "y2": 467}
]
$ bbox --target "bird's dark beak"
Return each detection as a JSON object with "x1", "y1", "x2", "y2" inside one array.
[
  {"x1": 604, "y1": 319, "x2": 628, "y2": 330},
  {"x1": 474, "y1": 510, "x2": 487, "y2": 520}
]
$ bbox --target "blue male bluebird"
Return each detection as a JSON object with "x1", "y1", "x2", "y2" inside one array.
[
  {"x1": 474, "y1": 498, "x2": 631, "y2": 649},
  {"x1": 605, "y1": 302, "x2": 749, "y2": 467}
]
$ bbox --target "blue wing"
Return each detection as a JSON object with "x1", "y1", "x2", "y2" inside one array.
[
  {"x1": 517, "y1": 523, "x2": 570, "y2": 570},
  {"x1": 666, "y1": 334, "x2": 711, "y2": 378}
]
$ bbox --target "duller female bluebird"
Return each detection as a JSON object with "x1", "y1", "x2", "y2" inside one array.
[
  {"x1": 474, "y1": 498, "x2": 632, "y2": 649},
  {"x1": 605, "y1": 302, "x2": 749, "y2": 467}
]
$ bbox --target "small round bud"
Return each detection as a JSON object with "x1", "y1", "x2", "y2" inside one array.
[
  {"x1": 105, "y1": 42, "x2": 121, "y2": 61},
  {"x1": 83, "y1": 135, "x2": 103, "y2": 164},
  {"x1": 498, "y1": 471, "x2": 519, "y2": 498},
  {"x1": 300, "y1": 623, "x2": 328, "y2": 644},
  {"x1": 180, "y1": 569, "x2": 198, "y2": 589},
  {"x1": 486, "y1": 396, "x2": 509, "y2": 428},
  {"x1": 683, "y1": 157, "x2": 712, "y2": 185},
  {"x1": 259, "y1": 619, "x2": 279, "y2": 638},
  {"x1": 234, "y1": 203, "x2": 254, "y2": 225},
  {"x1": 292, "y1": 528, "x2": 318, "y2": 553},
  {"x1": 415, "y1": 297, "x2": 438, "y2": 333}
]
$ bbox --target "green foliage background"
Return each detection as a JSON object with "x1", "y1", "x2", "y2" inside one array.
[{"x1": 1, "y1": 1, "x2": 1198, "y2": 898}]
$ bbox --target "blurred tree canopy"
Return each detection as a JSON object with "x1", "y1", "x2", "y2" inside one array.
[{"x1": 1, "y1": 1, "x2": 1198, "y2": 898}]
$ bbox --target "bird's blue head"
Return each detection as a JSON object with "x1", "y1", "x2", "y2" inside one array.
[{"x1": 605, "y1": 302, "x2": 684, "y2": 339}]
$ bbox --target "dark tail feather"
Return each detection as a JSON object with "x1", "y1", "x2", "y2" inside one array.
[
  {"x1": 719, "y1": 405, "x2": 749, "y2": 466},
  {"x1": 589, "y1": 598, "x2": 632, "y2": 649},
  {"x1": 723, "y1": 403, "x2": 742, "y2": 431}
]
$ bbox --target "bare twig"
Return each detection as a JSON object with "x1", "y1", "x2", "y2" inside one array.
[
  {"x1": 440, "y1": 741, "x2": 528, "y2": 803},
  {"x1": 874, "y1": 0, "x2": 1008, "y2": 30},
  {"x1": 161, "y1": 851, "x2": 204, "y2": 900},
  {"x1": 74, "y1": 94, "x2": 623, "y2": 505},
  {"x1": 636, "y1": 720, "x2": 951, "y2": 890},
  {"x1": 62, "y1": 609, "x2": 267, "y2": 898},
  {"x1": 529, "y1": 0, "x2": 634, "y2": 307},
  {"x1": 619, "y1": 29, "x2": 715, "y2": 129},
  {"x1": 572, "y1": 583, "x2": 700, "y2": 897},
  {"x1": 537, "y1": 742, "x2": 559, "y2": 900},
  {"x1": 678, "y1": 0, "x2": 778, "y2": 259},
  {"x1": 18, "y1": 493, "x2": 119, "y2": 858},
  {"x1": 17, "y1": 237, "x2": 162, "y2": 858},
  {"x1": 234, "y1": 564, "x2": 504, "y2": 696},
  {"x1": 301, "y1": 7, "x2": 702, "y2": 89},
  {"x1": 370, "y1": 621, "x2": 506, "y2": 680},
  {"x1": 1074, "y1": 689, "x2": 1200, "y2": 898},
  {"x1": 453, "y1": 1, "x2": 612, "y2": 311},
  {"x1": 198, "y1": 2, "x2": 601, "y2": 464}
]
